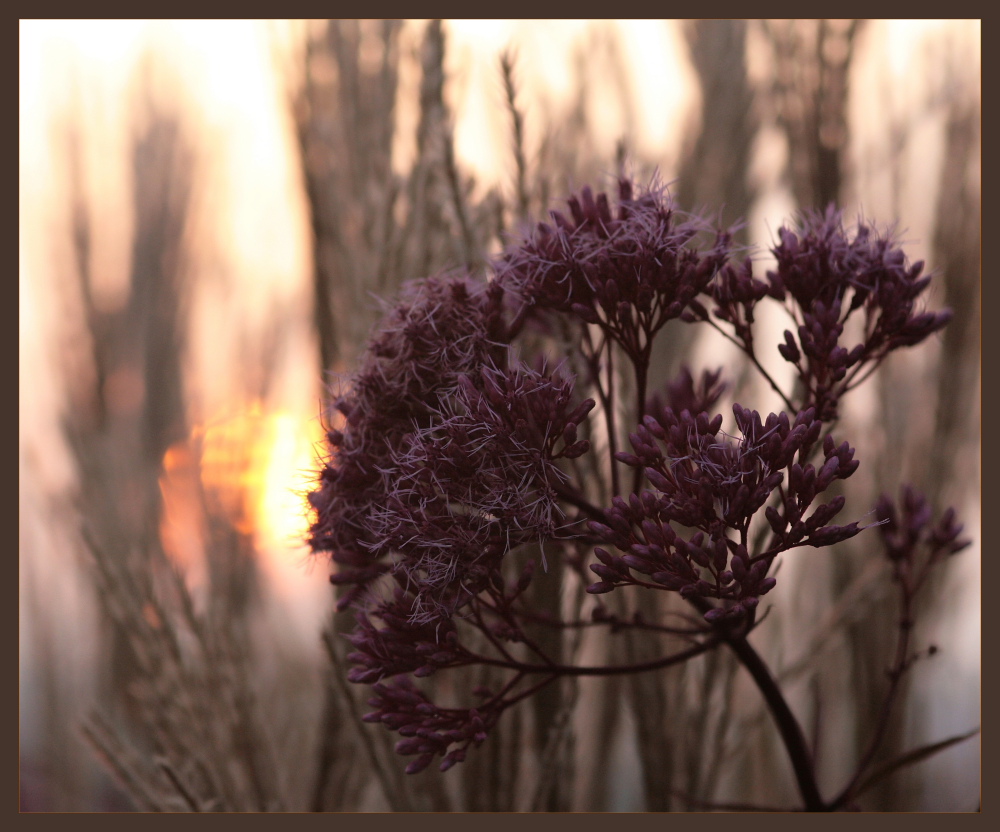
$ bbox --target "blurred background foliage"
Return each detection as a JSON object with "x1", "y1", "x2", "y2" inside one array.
[{"x1": 19, "y1": 19, "x2": 979, "y2": 811}]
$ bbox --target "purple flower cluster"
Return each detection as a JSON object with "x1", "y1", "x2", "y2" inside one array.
[
  {"x1": 370, "y1": 362, "x2": 593, "y2": 622},
  {"x1": 587, "y1": 403, "x2": 860, "y2": 619},
  {"x1": 307, "y1": 177, "x2": 964, "y2": 779},
  {"x1": 346, "y1": 589, "x2": 470, "y2": 683},
  {"x1": 875, "y1": 486, "x2": 970, "y2": 566},
  {"x1": 307, "y1": 274, "x2": 595, "y2": 772},
  {"x1": 362, "y1": 677, "x2": 500, "y2": 774},
  {"x1": 648, "y1": 365, "x2": 728, "y2": 418},
  {"x1": 765, "y1": 208, "x2": 952, "y2": 419},
  {"x1": 496, "y1": 179, "x2": 731, "y2": 360},
  {"x1": 308, "y1": 275, "x2": 509, "y2": 609}
]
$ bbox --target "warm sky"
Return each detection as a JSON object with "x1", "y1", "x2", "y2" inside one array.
[{"x1": 19, "y1": 19, "x2": 702, "y2": 619}]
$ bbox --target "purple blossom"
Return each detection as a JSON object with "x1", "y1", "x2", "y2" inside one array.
[
  {"x1": 308, "y1": 275, "x2": 509, "y2": 609},
  {"x1": 370, "y1": 361, "x2": 593, "y2": 622},
  {"x1": 876, "y1": 486, "x2": 970, "y2": 565},
  {"x1": 362, "y1": 677, "x2": 499, "y2": 774},
  {"x1": 589, "y1": 402, "x2": 860, "y2": 618},
  {"x1": 647, "y1": 365, "x2": 727, "y2": 418},
  {"x1": 765, "y1": 207, "x2": 952, "y2": 419},
  {"x1": 306, "y1": 177, "x2": 967, "y2": 784},
  {"x1": 495, "y1": 178, "x2": 733, "y2": 360}
]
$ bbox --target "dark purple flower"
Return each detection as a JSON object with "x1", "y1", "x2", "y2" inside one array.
[
  {"x1": 647, "y1": 365, "x2": 727, "y2": 418},
  {"x1": 308, "y1": 274, "x2": 509, "y2": 608},
  {"x1": 704, "y1": 255, "x2": 771, "y2": 347},
  {"x1": 371, "y1": 360, "x2": 593, "y2": 622},
  {"x1": 589, "y1": 403, "x2": 861, "y2": 617},
  {"x1": 307, "y1": 177, "x2": 967, "y2": 781},
  {"x1": 764, "y1": 207, "x2": 952, "y2": 419},
  {"x1": 362, "y1": 677, "x2": 499, "y2": 773},
  {"x1": 876, "y1": 486, "x2": 970, "y2": 564},
  {"x1": 495, "y1": 178, "x2": 734, "y2": 361}
]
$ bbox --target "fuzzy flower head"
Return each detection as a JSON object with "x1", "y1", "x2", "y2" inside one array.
[
  {"x1": 362, "y1": 677, "x2": 500, "y2": 774},
  {"x1": 588, "y1": 402, "x2": 861, "y2": 619},
  {"x1": 766, "y1": 207, "x2": 952, "y2": 419},
  {"x1": 370, "y1": 360, "x2": 594, "y2": 623},
  {"x1": 495, "y1": 178, "x2": 734, "y2": 360},
  {"x1": 309, "y1": 274, "x2": 509, "y2": 608},
  {"x1": 875, "y1": 486, "x2": 970, "y2": 565},
  {"x1": 306, "y1": 176, "x2": 965, "y2": 779}
]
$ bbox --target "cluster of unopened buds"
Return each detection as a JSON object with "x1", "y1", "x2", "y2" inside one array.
[{"x1": 308, "y1": 177, "x2": 968, "y2": 805}]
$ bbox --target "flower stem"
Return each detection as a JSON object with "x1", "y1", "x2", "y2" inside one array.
[
  {"x1": 687, "y1": 597, "x2": 825, "y2": 810},
  {"x1": 722, "y1": 631, "x2": 826, "y2": 811}
]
